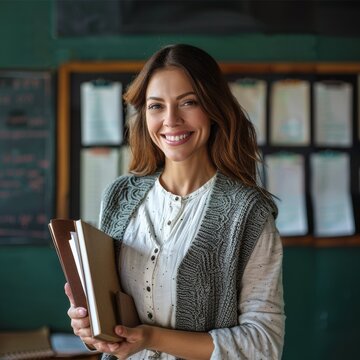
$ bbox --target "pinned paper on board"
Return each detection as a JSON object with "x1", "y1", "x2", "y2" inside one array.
[
  {"x1": 314, "y1": 81, "x2": 353, "y2": 147},
  {"x1": 311, "y1": 151, "x2": 355, "y2": 237},
  {"x1": 265, "y1": 153, "x2": 308, "y2": 236},
  {"x1": 80, "y1": 148, "x2": 120, "y2": 226},
  {"x1": 229, "y1": 79, "x2": 267, "y2": 145},
  {"x1": 81, "y1": 80, "x2": 123, "y2": 145},
  {"x1": 270, "y1": 79, "x2": 310, "y2": 146}
]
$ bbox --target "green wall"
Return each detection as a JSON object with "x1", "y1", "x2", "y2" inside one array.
[{"x1": 1, "y1": 1, "x2": 360, "y2": 359}]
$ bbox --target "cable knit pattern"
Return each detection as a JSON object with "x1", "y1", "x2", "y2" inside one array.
[{"x1": 99, "y1": 172, "x2": 277, "y2": 360}]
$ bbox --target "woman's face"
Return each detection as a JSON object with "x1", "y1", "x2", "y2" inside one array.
[{"x1": 145, "y1": 67, "x2": 212, "y2": 166}]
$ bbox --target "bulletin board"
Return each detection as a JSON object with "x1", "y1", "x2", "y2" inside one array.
[{"x1": 57, "y1": 61, "x2": 360, "y2": 247}]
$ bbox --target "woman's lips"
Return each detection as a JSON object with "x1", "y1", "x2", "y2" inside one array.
[{"x1": 162, "y1": 131, "x2": 193, "y2": 145}]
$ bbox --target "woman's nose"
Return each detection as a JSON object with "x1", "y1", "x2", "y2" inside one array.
[{"x1": 163, "y1": 106, "x2": 181, "y2": 127}]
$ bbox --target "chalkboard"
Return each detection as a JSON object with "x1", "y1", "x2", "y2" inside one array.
[
  {"x1": 0, "y1": 72, "x2": 55, "y2": 245},
  {"x1": 55, "y1": 0, "x2": 360, "y2": 36}
]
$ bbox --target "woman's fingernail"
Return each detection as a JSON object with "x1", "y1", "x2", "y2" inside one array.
[{"x1": 77, "y1": 308, "x2": 87, "y2": 316}]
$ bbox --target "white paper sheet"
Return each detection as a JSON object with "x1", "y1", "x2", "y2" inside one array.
[
  {"x1": 314, "y1": 81, "x2": 353, "y2": 147},
  {"x1": 80, "y1": 148, "x2": 120, "y2": 226},
  {"x1": 69, "y1": 232, "x2": 85, "y2": 291},
  {"x1": 311, "y1": 151, "x2": 355, "y2": 237},
  {"x1": 265, "y1": 153, "x2": 308, "y2": 236},
  {"x1": 229, "y1": 79, "x2": 267, "y2": 145},
  {"x1": 81, "y1": 81, "x2": 123, "y2": 145},
  {"x1": 270, "y1": 79, "x2": 310, "y2": 145}
]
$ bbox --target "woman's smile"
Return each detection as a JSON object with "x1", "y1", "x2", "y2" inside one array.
[{"x1": 161, "y1": 131, "x2": 194, "y2": 145}]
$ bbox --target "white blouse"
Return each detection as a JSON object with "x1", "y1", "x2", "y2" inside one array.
[{"x1": 117, "y1": 175, "x2": 285, "y2": 359}]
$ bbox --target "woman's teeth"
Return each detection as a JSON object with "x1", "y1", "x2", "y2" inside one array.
[{"x1": 165, "y1": 133, "x2": 190, "y2": 141}]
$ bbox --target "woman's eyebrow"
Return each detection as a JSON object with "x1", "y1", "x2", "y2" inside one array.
[
  {"x1": 176, "y1": 91, "x2": 196, "y2": 100},
  {"x1": 146, "y1": 96, "x2": 163, "y2": 101},
  {"x1": 146, "y1": 91, "x2": 196, "y2": 102}
]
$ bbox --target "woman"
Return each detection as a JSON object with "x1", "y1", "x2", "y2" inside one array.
[{"x1": 66, "y1": 44, "x2": 285, "y2": 359}]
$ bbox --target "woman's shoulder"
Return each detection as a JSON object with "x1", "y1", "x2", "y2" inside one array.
[
  {"x1": 216, "y1": 172, "x2": 277, "y2": 216},
  {"x1": 103, "y1": 173, "x2": 133, "y2": 195},
  {"x1": 102, "y1": 172, "x2": 159, "y2": 200},
  {"x1": 215, "y1": 172, "x2": 260, "y2": 197}
]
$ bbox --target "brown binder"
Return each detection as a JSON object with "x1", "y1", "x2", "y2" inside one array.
[
  {"x1": 48, "y1": 219, "x2": 140, "y2": 342},
  {"x1": 48, "y1": 219, "x2": 87, "y2": 309}
]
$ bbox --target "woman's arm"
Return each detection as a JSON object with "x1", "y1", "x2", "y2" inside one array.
[
  {"x1": 209, "y1": 216, "x2": 285, "y2": 359},
  {"x1": 95, "y1": 324, "x2": 214, "y2": 360}
]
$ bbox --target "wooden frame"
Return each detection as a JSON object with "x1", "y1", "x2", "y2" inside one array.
[
  {"x1": 57, "y1": 61, "x2": 144, "y2": 220},
  {"x1": 58, "y1": 61, "x2": 360, "y2": 247}
]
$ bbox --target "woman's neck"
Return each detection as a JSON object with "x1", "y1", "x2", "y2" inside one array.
[{"x1": 160, "y1": 159, "x2": 216, "y2": 197}]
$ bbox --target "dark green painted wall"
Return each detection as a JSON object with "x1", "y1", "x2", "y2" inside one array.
[{"x1": 1, "y1": 1, "x2": 359, "y2": 359}]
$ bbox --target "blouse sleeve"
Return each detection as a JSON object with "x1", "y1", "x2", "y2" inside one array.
[{"x1": 209, "y1": 215, "x2": 286, "y2": 359}]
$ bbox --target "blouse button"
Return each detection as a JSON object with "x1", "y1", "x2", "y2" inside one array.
[
  {"x1": 154, "y1": 248, "x2": 159, "y2": 253},
  {"x1": 151, "y1": 255, "x2": 156, "y2": 261},
  {"x1": 146, "y1": 286, "x2": 151, "y2": 292},
  {"x1": 174, "y1": 196, "x2": 179, "y2": 201},
  {"x1": 147, "y1": 312, "x2": 153, "y2": 319},
  {"x1": 167, "y1": 220, "x2": 171, "y2": 225}
]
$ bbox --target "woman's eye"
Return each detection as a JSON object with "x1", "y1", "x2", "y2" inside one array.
[
  {"x1": 182, "y1": 99, "x2": 198, "y2": 107},
  {"x1": 147, "y1": 103, "x2": 162, "y2": 110}
]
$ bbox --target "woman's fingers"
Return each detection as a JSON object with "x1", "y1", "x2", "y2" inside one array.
[
  {"x1": 64, "y1": 283, "x2": 97, "y2": 347},
  {"x1": 64, "y1": 282, "x2": 75, "y2": 306},
  {"x1": 67, "y1": 305, "x2": 87, "y2": 320},
  {"x1": 64, "y1": 283, "x2": 125, "y2": 352},
  {"x1": 66, "y1": 303, "x2": 92, "y2": 339}
]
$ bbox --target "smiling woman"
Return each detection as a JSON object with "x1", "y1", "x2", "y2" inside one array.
[{"x1": 65, "y1": 44, "x2": 285, "y2": 360}]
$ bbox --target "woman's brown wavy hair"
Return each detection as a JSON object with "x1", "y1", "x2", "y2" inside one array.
[{"x1": 124, "y1": 44, "x2": 263, "y2": 190}]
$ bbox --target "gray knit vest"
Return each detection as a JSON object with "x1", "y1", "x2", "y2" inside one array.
[{"x1": 100, "y1": 172, "x2": 277, "y2": 360}]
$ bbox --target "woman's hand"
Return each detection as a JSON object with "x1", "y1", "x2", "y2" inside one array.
[
  {"x1": 64, "y1": 282, "x2": 122, "y2": 349},
  {"x1": 65, "y1": 283, "x2": 213, "y2": 359},
  {"x1": 64, "y1": 282, "x2": 154, "y2": 357},
  {"x1": 91, "y1": 325, "x2": 154, "y2": 359}
]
